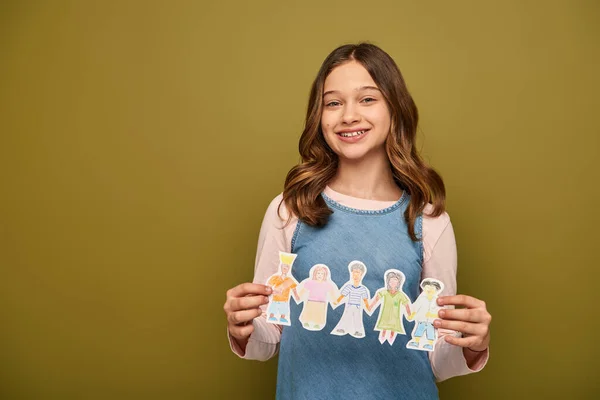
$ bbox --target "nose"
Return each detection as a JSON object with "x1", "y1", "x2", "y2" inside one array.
[{"x1": 341, "y1": 103, "x2": 360, "y2": 124}]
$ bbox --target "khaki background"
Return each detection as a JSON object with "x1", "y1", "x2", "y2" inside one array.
[{"x1": 1, "y1": 1, "x2": 598, "y2": 399}]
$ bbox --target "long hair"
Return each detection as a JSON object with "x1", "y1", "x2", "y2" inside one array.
[
  {"x1": 385, "y1": 270, "x2": 405, "y2": 292},
  {"x1": 280, "y1": 42, "x2": 445, "y2": 241},
  {"x1": 310, "y1": 264, "x2": 329, "y2": 281}
]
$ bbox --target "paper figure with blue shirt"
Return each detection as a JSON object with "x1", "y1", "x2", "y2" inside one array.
[{"x1": 330, "y1": 260, "x2": 372, "y2": 339}]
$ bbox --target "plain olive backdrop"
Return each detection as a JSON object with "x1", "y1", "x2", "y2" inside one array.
[{"x1": 1, "y1": 1, "x2": 599, "y2": 399}]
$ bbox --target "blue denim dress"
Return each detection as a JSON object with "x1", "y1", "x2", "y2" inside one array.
[{"x1": 276, "y1": 191, "x2": 438, "y2": 400}]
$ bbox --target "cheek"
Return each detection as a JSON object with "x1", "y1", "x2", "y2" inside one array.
[
  {"x1": 321, "y1": 116, "x2": 333, "y2": 133},
  {"x1": 369, "y1": 106, "x2": 391, "y2": 129}
]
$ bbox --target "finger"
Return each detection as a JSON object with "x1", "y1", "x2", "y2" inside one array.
[
  {"x1": 438, "y1": 308, "x2": 485, "y2": 323},
  {"x1": 444, "y1": 334, "x2": 486, "y2": 349},
  {"x1": 230, "y1": 295, "x2": 269, "y2": 311},
  {"x1": 228, "y1": 308, "x2": 263, "y2": 326},
  {"x1": 434, "y1": 319, "x2": 486, "y2": 336},
  {"x1": 228, "y1": 283, "x2": 272, "y2": 299},
  {"x1": 437, "y1": 294, "x2": 485, "y2": 309},
  {"x1": 229, "y1": 323, "x2": 255, "y2": 340}
]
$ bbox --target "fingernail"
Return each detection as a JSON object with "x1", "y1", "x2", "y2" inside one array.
[
  {"x1": 437, "y1": 298, "x2": 443, "y2": 305},
  {"x1": 434, "y1": 320, "x2": 441, "y2": 327},
  {"x1": 438, "y1": 310, "x2": 445, "y2": 318},
  {"x1": 265, "y1": 287, "x2": 272, "y2": 294},
  {"x1": 263, "y1": 296, "x2": 269, "y2": 303}
]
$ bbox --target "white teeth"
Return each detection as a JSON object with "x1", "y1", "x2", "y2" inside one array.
[{"x1": 340, "y1": 130, "x2": 365, "y2": 137}]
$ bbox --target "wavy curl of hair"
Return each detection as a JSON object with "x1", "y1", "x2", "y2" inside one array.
[{"x1": 280, "y1": 43, "x2": 445, "y2": 242}]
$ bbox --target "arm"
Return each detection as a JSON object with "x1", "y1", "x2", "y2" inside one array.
[
  {"x1": 363, "y1": 298, "x2": 371, "y2": 312},
  {"x1": 403, "y1": 294, "x2": 412, "y2": 316},
  {"x1": 422, "y1": 213, "x2": 489, "y2": 381},
  {"x1": 407, "y1": 296, "x2": 422, "y2": 321},
  {"x1": 297, "y1": 284, "x2": 307, "y2": 300},
  {"x1": 334, "y1": 284, "x2": 349, "y2": 305},
  {"x1": 327, "y1": 290, "x2": 337, "y2": 302},
  {"x1": 227, "y1": 194, "x2": 298, "y2": 361},
  {"x1": 368, "y1": 292, "x2": 381, "y2": 311}
]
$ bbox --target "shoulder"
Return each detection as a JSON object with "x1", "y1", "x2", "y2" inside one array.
[
  {"x1": 264, "y1": 193, "x2": 286, "y2": 221},
  {"x1": 262, "y1": 193, "x2": 298, "y2": 230},
  {"x1": 421, "y1": 204, "x2": 453, "y2": 262}
]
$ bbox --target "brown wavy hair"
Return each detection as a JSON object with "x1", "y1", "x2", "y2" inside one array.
[{"x1": 280, "y1": 42, "x2": 445, "y2": 241}]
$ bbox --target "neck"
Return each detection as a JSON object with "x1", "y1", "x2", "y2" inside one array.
[{"x1": 328, "y1": 150, "x2": 401, "y2": 201}]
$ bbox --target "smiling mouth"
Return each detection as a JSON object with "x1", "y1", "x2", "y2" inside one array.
[{"x1": 337, "y1": 129, "x2": 369, "y2": 138}]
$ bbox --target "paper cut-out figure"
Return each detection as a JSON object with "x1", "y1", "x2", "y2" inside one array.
[
  {"x1": 296, "y1": 264, "x2": 338, "y2": 331},
  {"x1": 265, "y1": 251, "x2": 299, "y2": 326},
  {"x1": 406, "y1": 279, "x2": 444, "y2": 352},
  {"x1": 369, "y1": 269, "x2": 411, "y2": 345},
  {"x1": 331, "y1": 261, "x2": 371, "y2": 338}
]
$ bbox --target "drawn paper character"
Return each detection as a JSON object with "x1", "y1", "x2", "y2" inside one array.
[
  {"x1": 296, "y1": 264, "x2": 339, "y2": 331},
  {"x1": 265, "y1": 251, "x2": 299, "y2": 326},
  {"x1": 369, "y1": 269, "x2": 411, "y2": 345},
  {"x1": 406, "y1": 279, "x2": 445, "y2": 352},
  {"x1": 331, "y1": 261, "x2": 371, "y2": 338}
]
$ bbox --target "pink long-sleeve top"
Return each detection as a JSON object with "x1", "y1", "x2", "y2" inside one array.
[{"x1": 229, "y1": 186, "x2": 489, "y2": 382}]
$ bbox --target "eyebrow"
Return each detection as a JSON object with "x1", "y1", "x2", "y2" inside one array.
[{"x1": 323, "y1": 86, "x2": 381, "y2": 97}]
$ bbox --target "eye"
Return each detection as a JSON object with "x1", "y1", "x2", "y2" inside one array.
[
  {"x1": 361, "y1": 97, "x2": 376, "y2": 104},
  {"x1": 325, "y1": 101, "x2": 341, "y2": 107}
]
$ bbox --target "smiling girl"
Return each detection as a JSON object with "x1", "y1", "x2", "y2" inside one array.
[{"x1": 223, "y1": 43, "x2": 491, "y2": 399}]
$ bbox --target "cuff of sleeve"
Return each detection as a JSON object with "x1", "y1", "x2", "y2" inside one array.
[
  {"x1": 228, "y1": 330, "x2": 247, "y2": 358},
  {"x1": 463, "y1": 346, "x2": 490, "y2": 372},
  {"x1": 226, "y1": 316, "x2": 281, "y2": 361},
  {"x1": 431, "y1": 331, "x2": 489, "y2": 382}
]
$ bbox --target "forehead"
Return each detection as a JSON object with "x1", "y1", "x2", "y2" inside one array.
[{"x1": 324, "y1": 61, "x2": 377, "y2": 93}]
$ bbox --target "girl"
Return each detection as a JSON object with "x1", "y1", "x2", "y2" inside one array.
[
  {"x1": 370, "y1": 269, "x2": 412, "y2": 345},
  {"x1": 223, "y1": 43, "x2": 491, "y2": 399},
  {"x1": 296, "y1": 264, "x2": 338, "y2": 331}
]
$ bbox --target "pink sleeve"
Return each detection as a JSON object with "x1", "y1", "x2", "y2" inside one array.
[
  {"x1": 228, "y1": 194, "x2": 298, "y2": 361},
  {"x1": 422, "y1": 209, "x2": 489, "y2": 382}
]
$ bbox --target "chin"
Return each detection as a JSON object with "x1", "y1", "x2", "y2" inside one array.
[{"x1": 336, "y1": 147, "x2": 378, "y2": 162}]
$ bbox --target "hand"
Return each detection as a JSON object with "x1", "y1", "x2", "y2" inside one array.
[
  {"x1": 434, "y1": 295, "x2": 491, "y2": 352},
  {"x1": 224, "y1": 283, "x2": 272, "y2": 344},
  {"x1": 425, "y1": 311, "x2": 438, "y2": 319}
]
